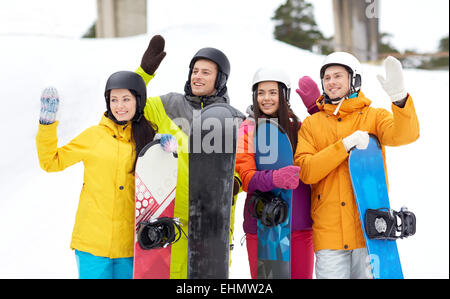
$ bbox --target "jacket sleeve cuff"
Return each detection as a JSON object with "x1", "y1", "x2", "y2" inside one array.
[
  {"x1": 248, "y1": 170, "x2": 275, "y2": 194},
  {"x1": 38, "y1": 120, "x2": 58, "y2": 131},
  {"x1": 392, "y1": 93, "x2": 409, "y2": 108},
  {"x1": 135, "y1": 66, "x2": 155, "y2": 86}
]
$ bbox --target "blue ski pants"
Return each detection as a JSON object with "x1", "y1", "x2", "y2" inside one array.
[{"x1": 75, "y1": 250, "x2": 133, "y2": 279}]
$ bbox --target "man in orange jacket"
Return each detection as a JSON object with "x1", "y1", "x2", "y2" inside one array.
[{"x1": 294, "y1": 52, "x2": 420, "y2": 279}]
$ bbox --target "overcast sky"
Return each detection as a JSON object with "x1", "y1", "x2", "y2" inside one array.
[
  {"x1": 0, "y1": 0, "x2": 448, "y2": 53},
  {"x1": 312, "y1": 0, "x2": 449, "y2": 53}
]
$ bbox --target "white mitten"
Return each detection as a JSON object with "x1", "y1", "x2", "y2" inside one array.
[
  {"x1": 342, "y1": 130, "x2": 369, "y2": 152},
  {"x1": 376, "y1": 56, "x2": 407, "y2": 102}
]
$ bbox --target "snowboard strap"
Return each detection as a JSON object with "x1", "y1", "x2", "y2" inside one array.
[
  {"x1": 249, "y1": 191, "x2": 288, "y2": 227},
  {"x1": 137, "y1": 217, "x2": 187, "y2": 250},
  {"x1": 364, "y1": 207, "x2": 416, "y2": 240}
]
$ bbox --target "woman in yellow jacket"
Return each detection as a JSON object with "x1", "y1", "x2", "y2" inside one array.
[
  {"x1": 294, "y1": 53, "x2": 419, "y2": 278},
  {"x1": 36, "y1": 71, "x2": 175, "y2": 279}
]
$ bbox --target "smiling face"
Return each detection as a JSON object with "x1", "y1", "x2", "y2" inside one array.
[
  {"x1": 190, "y1": 59, "x2": 218, "y2": 96},
  {"x1": 323, "y1": 65, "x2": 351, "y2": 100},
  {"x1": 109, "y1": 88, "x2": 136, "y2": 122},
  {"x1": 256, "y1": 81, "x2": 280, "y2": 117}
]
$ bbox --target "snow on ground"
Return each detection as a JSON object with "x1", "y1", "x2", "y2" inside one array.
[{"x1": 0, "y1": 2, "x2": 448, "y2": 279}]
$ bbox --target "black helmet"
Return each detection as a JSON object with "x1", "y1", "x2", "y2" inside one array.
[
  {"x1": 184, "y1": 47, "x2": 230, "y2": 96},
  {"x1": 189, "y1": 47, "x2": 230, "y2": 76},
  {"x1": 104, "y1": 71, "x2": 147, "y2": 123}
]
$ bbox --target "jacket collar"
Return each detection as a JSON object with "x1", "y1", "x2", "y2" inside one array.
[
  {"x1": 317, "y1": 91, "x2": 372, "y2": 117},
  {"x1": 185, "y1": 93, "x2": 229, "y2": 109},
  {"x1": 100, "y1": 113, "x2": 132, "y2": 140}
]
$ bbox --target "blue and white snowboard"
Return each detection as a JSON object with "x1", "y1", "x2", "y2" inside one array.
[
  {"x1": 254, "y1": 119, "x2": 292, "y2": 279},
  {"x1": 348, "y1": 135, "x2": 403, "y2": 279}
]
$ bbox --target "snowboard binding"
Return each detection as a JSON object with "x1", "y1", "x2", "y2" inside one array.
[
  {"x1": 365, "y1": 207, "x2": 416, "y2": 240},
  {"x1": 137, "y1": 217, "x2": 187, "y2": 250},
  {"x1": 250, "y1": 190, "x2": 288, "y2": 227}
]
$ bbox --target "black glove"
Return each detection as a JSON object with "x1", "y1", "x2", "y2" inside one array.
[{"x1": 140, "y1": 35, "x2": 166, "y2": 75}]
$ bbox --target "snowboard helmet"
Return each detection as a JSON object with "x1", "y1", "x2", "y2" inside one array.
[
  {"x1": 252, "y1": 67, "x2": 291, "y2": 103},
  {"x1": 320, "y1": 52, "x2": 362, "y2": 95},
  {"x1": 184, "y1": 47, "x2": 230, "y2": 96},
  {"x1": 104, "y1": 71, "x2": 147, "y2": 124}
]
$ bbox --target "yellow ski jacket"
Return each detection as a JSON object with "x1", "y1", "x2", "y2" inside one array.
[{"x1": 36, "y1": 115, "x2": 136, "y2": 258}]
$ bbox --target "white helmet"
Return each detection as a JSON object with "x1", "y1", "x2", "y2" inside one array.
[
  {"x1": 320, "y1": 52, "x2": 362, "y2": 93},
  {"x1": 252, "y1": 67, "x2": 291, "y2": 102}
]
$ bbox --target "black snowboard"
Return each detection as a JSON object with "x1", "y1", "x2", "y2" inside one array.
[{"x1": 187, "y1": 103, "x2": 243, "y2": 279}]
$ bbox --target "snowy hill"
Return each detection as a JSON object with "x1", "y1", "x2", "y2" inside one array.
[{"x1": 0, "y1": 20, "x2": 448, "y2": 278}]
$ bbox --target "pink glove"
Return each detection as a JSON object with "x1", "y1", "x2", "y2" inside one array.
[
  {"x1": 272, "y1": 166, "x2": 300, "y2": 190},
  {"x1": 296, "y1": 76, "x2": 321, "y2": 115}
]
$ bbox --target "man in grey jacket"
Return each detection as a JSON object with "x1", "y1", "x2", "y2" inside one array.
[{"x1": 135, "y1": 35, "x2": 244, "y2": 278}]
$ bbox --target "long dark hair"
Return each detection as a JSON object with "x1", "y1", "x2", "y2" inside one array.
[
  {"x1": 131, "y1": 116, "x2": 158, "y2": 173},
  {"x1": 130, "y1": 90, "x2": 158, "y2": 172},
  {"x1": 252, "y1": 82, "x2": 300, "y2": 154}
]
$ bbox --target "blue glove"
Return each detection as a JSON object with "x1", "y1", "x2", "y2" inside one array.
[
  {"x1": 39, "y1": 87, "x2": 59, "y2": 125},
  {"x1": 156, "y1": 134, "x2": 178, "y2": 153}
]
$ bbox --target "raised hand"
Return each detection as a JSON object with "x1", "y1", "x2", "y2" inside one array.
[
  {"x1": 140, "y1": 35, "x2": 167, "y2": 75},
  {"x1": 39, "y1": 87, "x2": 59, "y2": 125}
]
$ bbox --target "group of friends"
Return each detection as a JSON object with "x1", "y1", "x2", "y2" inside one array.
[{"x1": 36, "y1": 34, "x2": 420, "y2": 279}]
